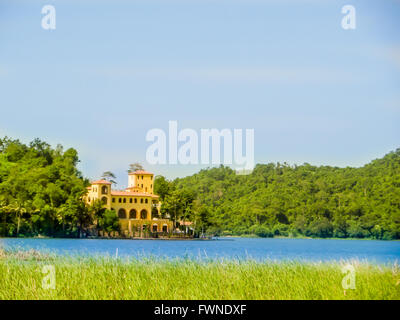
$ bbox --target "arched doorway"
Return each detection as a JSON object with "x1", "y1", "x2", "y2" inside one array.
[
  {"x1": 118, "y1": 208, "x2": 126, "y2": 219},
  {"x1": 152, "y1": 224, "x2": 158, "y2": 232},
  {"x1": 101, "y1": 196, "x2": 108, "y2": 205},
  {"x1": 140, "y1": 209, "x2": 147, "y2": 219},
  {"x1": 129, "y1": 209, "x2": 137, "y2": 219},
  {"x1": 162, "y1": 224, "x2": 168, "y2": 233}
]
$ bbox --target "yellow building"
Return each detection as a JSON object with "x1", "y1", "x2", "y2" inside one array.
[{"x1": 85, "y1": 170, "x2": 173, "y2": 237}]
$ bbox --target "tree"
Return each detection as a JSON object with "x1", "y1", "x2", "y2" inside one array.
[
  {"x1": 101, "y1": 171, "x2": 117, "y2": 185},
  {"x1": 154, "y1": 175, "x2": 171, "y2": 201},
  {"x1": 99, "y1": 210, "x2": 120, "y2": 237},
  {"x1": 128, "y1": 163, "x2": 144, "y2": 173},
  {"x1": 88, "y1": 199, "x2": 106, "y2": 235},
  {"x1": 0, "y1": 137, "x2": 89, "y2": 238}
]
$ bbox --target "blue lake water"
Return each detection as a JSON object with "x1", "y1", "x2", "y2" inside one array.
[{"x1": 0, "y1": 237, "x2": 399, "y2": 263}]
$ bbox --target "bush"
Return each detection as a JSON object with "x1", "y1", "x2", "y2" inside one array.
[
  {"x1": 254, "y1": 225, "x2": 273, "y2": 238},
  {"x1": 308, "y1": 218, "x2": 333, "y2": 238}
]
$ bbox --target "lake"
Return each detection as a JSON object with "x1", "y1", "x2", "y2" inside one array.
[{"x1": 1, "y1": 237, "x2": 399, "y2": 263}]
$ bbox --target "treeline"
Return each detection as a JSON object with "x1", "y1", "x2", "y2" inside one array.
[
  {"x1": 0, "y1": 137, "x2": 119, "y2": 238},
  {"x1": 1, "y1": 136, "x2": 399, "y2": 240},
  {"x1": 156, "y1": 149, "x2": 400, "y2": 240}
]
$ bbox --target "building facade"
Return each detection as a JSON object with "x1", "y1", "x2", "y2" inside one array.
[{"x1": 85, "y1": 170, "x2": 173, "y2": 237}]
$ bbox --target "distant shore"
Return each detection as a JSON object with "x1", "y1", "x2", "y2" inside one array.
[{"x1": 1, "y1": 234, "x2": 398, "y2": 241}]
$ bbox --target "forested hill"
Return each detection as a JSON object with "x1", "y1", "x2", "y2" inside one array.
[
  {"x1": 1, "y1": 135, "x2": 399, "y2": 240},
  {"x1": 164, "y1": 149, "x2": 400, "y2": 240}
]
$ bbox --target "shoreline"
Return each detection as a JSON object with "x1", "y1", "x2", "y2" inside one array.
[{"x1": 1, "y1": 235, "x2": 398, "y2": 241}]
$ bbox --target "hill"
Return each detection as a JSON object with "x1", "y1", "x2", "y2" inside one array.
[{"x1": 159, "y1": 149, "x2": 400, "y2": 240}]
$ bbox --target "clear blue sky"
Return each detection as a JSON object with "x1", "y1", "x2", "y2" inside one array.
[{"x1": 0, "y1": 0, "x2": 399, "y2": 187}]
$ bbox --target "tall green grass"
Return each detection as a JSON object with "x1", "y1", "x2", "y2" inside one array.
[{"x1": 0, "y1": 249, "x2": 399, "y2": 300}]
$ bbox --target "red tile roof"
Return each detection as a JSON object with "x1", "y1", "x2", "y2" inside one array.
[
  {"x1": 128, "y1": 170, "x2": 153, "y2": 175},
  {"x1": 91, "y1": 180, "x2": 112, "y2": 185},
  {"x1": 111, "y1": 191, "x2": 159, "y2": 198}
]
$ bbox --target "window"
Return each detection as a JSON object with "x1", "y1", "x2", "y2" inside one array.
[
  {"x1": 123, "y1": 198, "x2": 126, "y2": 203},
  {"x1": 145, "y1": 199, "x2": 148, "y2": 204},
  {"x1": 101, "y1": 197, "x2": 108, "y2": 205},
  {"x1": 134, "y1": 198, "x2": 137, "y2": 203},
  {"x1": 162, "y1": 225, "x2": 168, "y2": 233},
  {"x1": 129, "y1": 209, "x2": 137, "y2": 219},
  {"x1": 129, "y1": 198, "x2": 132, "y2": 203},
  {"x1": 118, "y1": 208, "x2": 126, "y2": 219},
  {"x1": 101, "y1": 186, "x2": 108, "y2": 194},
  {"x1": 112, "y1": 198, "x2": 115, "y2": 203},
  {"x1": 119, "y1": 198, "x2": 121, "y2": 203},
  {"x1": 152, "y1": 224, "x2": 158, "y2": 232},
  {"x1": 140, "y1": 209, "x2": 147, "y2": 219},
  {"x1": 140, "y1": 198, "x2": 143, "y2": 204}
]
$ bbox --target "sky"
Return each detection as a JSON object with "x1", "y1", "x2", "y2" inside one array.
[{"x1": 0, "y1": 0, "x2": 399, "y2": 187}]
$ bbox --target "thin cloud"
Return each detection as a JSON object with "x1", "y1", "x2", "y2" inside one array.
[
  {"x1": 372, "y1": 46, "x2": 400, "y2": 70},
  {"x1": 388, "y1": 47, "x2": 400, "y2": 69},
  {"x1": 82, "y1": 65, "x2": 362, "y2": 85}
]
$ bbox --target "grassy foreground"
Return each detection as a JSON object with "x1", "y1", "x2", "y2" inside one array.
[{"x1": 0, "y1": 250, "x2": 399, "y2": 300}]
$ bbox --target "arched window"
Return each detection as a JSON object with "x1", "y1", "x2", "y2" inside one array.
[
  {"x1": 101, "y1": 186, "x2": 108, "y2": 194},
  {"x1": 140, "y1": 209, "x2": 147, "y2": 219},
  {"x1": 118, "y1": 208, "x2": 126, "y2": 219},
  {"x1": 101, "y1": 197, "x2": 108, "y2": 205},
  {"x1": 129, "y1": 209, "x2": 137, "y2": 219},
  {"x1": 129, "y1": 198, "x2": 132, "y2": 203},
  {"x1": 162, "y1": 224, "x2": 168, "y2": 233},
  {"x1": 134, "y1": 198, "x2": 137, "y2": 203},
  {"x1": 140, "y1": 198, "x2": 143, "y2": 204},
  {"x1": 152, "y1": 224, "x2": 158, "y2": 232},
  {"x1": 123, "y1": 198, "x2": 126, "y2": 203},
  {"x1": 145, "y1": 199, "x2": 148, "y2": 204}
]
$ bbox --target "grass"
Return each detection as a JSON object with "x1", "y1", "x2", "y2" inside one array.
[{"x1": 0, "y1": 249, "x2": 399, "y2": 300}]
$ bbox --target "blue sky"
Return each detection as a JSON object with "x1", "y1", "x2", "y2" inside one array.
[{"x1": 0, "y1": 0, "x2": 399, "y2": 187}]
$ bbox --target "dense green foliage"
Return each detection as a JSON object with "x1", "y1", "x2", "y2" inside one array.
[
  {"x1": 1, "y1": 136, "x2": 399, "y2": 240},
  {"x1": 0, "y1": 137, "x2": 121, "y2": 237},
  {"x1": 0, "y1": 251, "x2": 399, "y2": 299},
  {"x1": 158, "y1": 149, "x2": 400, "y2": 240}
]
